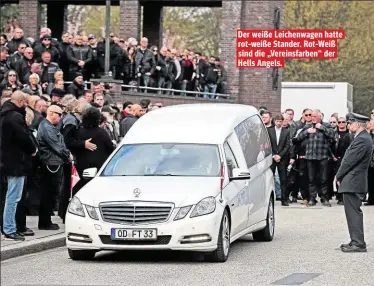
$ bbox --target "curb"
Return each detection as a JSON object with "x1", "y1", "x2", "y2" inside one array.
[{"x1": 0, "y1": 233, "x2": 66, "y2": 261}]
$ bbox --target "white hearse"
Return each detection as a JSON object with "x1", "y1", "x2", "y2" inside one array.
[{"x1": 65, "y1": 103, "x2": 275, "y2": 262}]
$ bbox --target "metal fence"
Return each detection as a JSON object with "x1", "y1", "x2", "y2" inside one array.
[{"x1": 63, "y1": 81, "x2": 232, "y2": 100}]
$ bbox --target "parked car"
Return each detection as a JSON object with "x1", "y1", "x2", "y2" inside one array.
[{"x1": 65, "y1": 103, "x2": 275, "y2": 262}]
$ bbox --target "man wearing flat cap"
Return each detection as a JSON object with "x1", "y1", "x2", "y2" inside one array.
[{"x1": 336, "y1": 112, "x2": 373, "y2": 252}]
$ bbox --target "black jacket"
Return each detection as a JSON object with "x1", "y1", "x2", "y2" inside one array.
[
  {"x1": 0, "y1": 60, "x2": 10, "y2": 83},
  {"x1": 134, "y1": 48, "x2": 156, "y2": 75},
  {"x1": 15, "y1": 57, "x2": 35, "y2": 85},
  {"x1": 29, "y1": 107, "x2": 44, "y2": 131},
  {"x1": 336, "y1": 130, "x2": 373, "y2": 194},
  {"x1": 6, "y1": 37, "x2": 31, "y2": 54},
  {"x1": 37, "y1": 118, "x2": 70, "y2": 166},
  {"x1": 74, "y1": 126, "x2": 115, "y2": 173},
  {"x1": 67, "y1": 81, "x2": 85, "y2": 99},
  {"x1": 34, "y1": 44, "x2": 60, "y2": 63},
  {"x1": 119, "y1": 114, "x2": 138, "y2": 139},
  {"x1": 267, "y1": 126, "x2": 291, "y2": 162},
  {"x1": 60, "y1": 113, "x2": 85, "y2": 154},
  {"x1": 66, "y1": 44, "x2": 93, "y2": 73},
  {"x1": 0, "y1": 101, "x2": 37, "y2": 176}
]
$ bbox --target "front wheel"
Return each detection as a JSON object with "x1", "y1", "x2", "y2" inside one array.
[
  {"x1": 68, "y1": 249, "x2": 96, "y2": 261},
  {"x1": 208, "y1": 209, "x2": 231, "y2": 262},
  {"x1": 252, "y1": 198, "x2": 275, "y2": 242}
]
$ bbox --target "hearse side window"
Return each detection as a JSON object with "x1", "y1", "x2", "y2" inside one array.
[
  {"x1": 234, "y1": 115, "x2": 271, "y2": 168},
  {"x1": 223, "y1": 142, "x2": 238, "y2": 177}
]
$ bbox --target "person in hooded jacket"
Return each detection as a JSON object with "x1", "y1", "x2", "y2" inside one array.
[
  {"x1": 0, "y1": 91, "x2": 37, "y2": 240},
  {"x1": 67, "y1": 73, "x2": 85, "y2": 99}
]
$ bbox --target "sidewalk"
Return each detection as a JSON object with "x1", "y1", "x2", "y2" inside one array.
[{"x1": 0, "y1": 215, "x2": 65, "y2": 261}]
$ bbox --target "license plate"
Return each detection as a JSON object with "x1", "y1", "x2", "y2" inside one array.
[{"x1": 111, "y1": 228, "x2": 157, "y2": 240}]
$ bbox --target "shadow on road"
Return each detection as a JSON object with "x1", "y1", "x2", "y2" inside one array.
[{"x1": 76, "y1": 234, "x2": 262, "y2": 264}]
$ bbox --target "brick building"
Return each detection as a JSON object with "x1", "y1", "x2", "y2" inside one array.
[{"x1": 3, "y1": 0, "x2": 283, "y2": 111}]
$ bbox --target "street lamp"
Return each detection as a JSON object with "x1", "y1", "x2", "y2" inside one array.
[{"x1": 102, "y1": 0, "x2": 112, "y2": 80}]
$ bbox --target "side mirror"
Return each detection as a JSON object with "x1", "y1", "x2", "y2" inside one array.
[
  {"x1": 82, "y1": 167, "x2": 97, "y2": 178},
  {"x1": 229, "y1": 168, "x2": 251, "y2": 181}
]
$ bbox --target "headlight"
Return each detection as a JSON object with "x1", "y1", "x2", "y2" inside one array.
[
  {"x1": 190, "y1": 197, "x2": 216, "y2": 218},
  {"x1": 68, "y1": 197, "x2": 85, "y2": 217},
  {"x1": 85, "y1": 205, "x2": 99, "y2": 220},
  {"x1": 174, "y1": 205, "x2": 192, "y2": 221}
]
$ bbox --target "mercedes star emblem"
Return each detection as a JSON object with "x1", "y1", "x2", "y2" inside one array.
[{"x1": 133, "y1": 188, "x2": 141, "y2": 198}]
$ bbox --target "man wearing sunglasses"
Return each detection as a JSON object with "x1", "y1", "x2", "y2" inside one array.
[
  {"x1": 333, "y1": 117, "x2": 352, "y2": 204},
  {"x1": 37, "y1": 105, "x2": 73, "y2": 230},
  {"x1": 34, "y1": 35, "x2": 60, "y2": 63}
]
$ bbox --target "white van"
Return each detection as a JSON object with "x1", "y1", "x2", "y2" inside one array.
[{"x1": 65, "y1": 103, "x2": 275, "y2": 262}]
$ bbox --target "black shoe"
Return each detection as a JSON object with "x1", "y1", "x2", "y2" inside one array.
[
  {"x1": 38, "y1": 223, "x2": 60, "y2": 230},
  {"x1": 18, "y1": 227, "x2": 35, "y2": 236},
  {"x1": 341, "y1": 244, "x2": 367, "y2": 253},
  {"x1": 281, "y1": 201, "x2": 289, "y2": 206},
  {"x1": 323, "y1": 200, "x2": 332, "y2": 207},
  {"x1": 4, "y1": 232, "x2": 25, "y2": 241},
  {"x1": 276, "y1": 197, "x2": 281, "y2": 201},
  {"x1": 340, "y1": 242, "x2": 352, "y2": 249},
  {"x1": 307, "y1": 200, "x2": 316, "y2": 207},
  {"x1": 337, "y1": 200, "x2": 344, "y2": 205},
  {"x1": 291, "y1": 197, "x2": 297, "y2": 203}
]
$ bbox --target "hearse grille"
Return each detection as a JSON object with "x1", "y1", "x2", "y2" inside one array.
[
  {"x1": 99, "y1": 235, "x2": 172, "y2": 245},
  {"x1": 99, "y1": 202, "x2": 173, "y2": 225}
]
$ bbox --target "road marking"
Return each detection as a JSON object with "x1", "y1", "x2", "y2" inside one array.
[{"x1": 272, "y1": 273, "x2": 322, "y2": 285}]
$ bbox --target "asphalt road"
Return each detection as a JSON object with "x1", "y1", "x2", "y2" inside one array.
[{"x1": 2, "y1": 202, "x2": 374, "y2": 286}]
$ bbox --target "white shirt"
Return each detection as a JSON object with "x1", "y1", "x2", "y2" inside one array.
[{"x1": 275, "y1": 127, "x2": 282, "y2": 145}]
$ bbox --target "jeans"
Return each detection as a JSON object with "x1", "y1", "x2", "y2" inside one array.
[
  {"x1": 307, "y1": 159, "x2": 329, "y2": 201},
  {"x1": 204, "y1": 84, "x2": 217, "y2": 99},
  {"x1": 3, "y1": 176, "x2": 25, "y2": 234}
]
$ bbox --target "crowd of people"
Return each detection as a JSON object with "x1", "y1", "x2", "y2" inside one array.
[
  {"x1": 0, "y1": 26, "x2": 373, "y2": 243},
  {"x1": 259, "y1": 107, "x2": 374, "y2": 208},
  {"x1": 0, "y1": 27, "x2": 228, "y2": 99},
  {"x1": 0, "y1": 83, "x2": 161, "y2": 241}
]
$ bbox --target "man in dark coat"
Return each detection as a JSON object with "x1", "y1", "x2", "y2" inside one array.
[
  {"x1": 365, "y1": 118, "x2": 374, "y2": 205},
  {"x1": 119, "y1": 104, "x2": 144, "y2": 140},
  {"x1": 336, "y1": 113, "x2": 373, "y2": 253},
  {"x1": 0, "y1": 91, "x2": 37, "y2": 240},
  {"x1": 267, "y1": 114, "x2": 291, "y2": 206}
]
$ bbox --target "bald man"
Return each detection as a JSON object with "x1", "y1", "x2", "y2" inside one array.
[
  {"x1": 0, "y1": 91, "x2": 37, "y2": 240},
  {"x1": 6, "y1": 28, "x2": 31, "y2": 54},
  {"x1": 119, "y1": 104, "x2": 144, "y2": 139},
  {"x1": 15, "y1": 47, "x2": 35, "y2": 84},
  {"x1": 37, "y1": 104, "x2": 72, "y2": 230}
]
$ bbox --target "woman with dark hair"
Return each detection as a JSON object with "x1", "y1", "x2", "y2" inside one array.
[
  {"x1": 0, "y1": 69, "x2": 23, "y2": 93},
  {"x1": 72, "y1": 107, "x2": 115, "y2": 193}
]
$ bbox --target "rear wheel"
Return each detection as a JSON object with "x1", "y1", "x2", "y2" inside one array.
[
  {"x1": 208, "y1": 209, "x2": 230, "y2": 262},
  {"x1": 68, "y1": 249, "x2": 96, "y2": 261},
  {"x1": 252, "y1": 198, "x2": 275, "y2": 242}
]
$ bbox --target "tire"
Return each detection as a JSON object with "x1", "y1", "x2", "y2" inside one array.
[
  {"x1": 208, "y1": 209, "x2": 230, "y2": 262},
  {"x1": 252, "y1": 198, "x2": 275, "y2": 242},
  {"x1": 68, "y1": 249, "x2": 96, "y2": 261}
]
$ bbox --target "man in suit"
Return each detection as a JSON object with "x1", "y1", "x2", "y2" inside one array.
[
  {"x1": 267, "y1": 114, "x2": 291, "y2": 206},
  {"x1": 336, "y1": 113, "x2": 373, "y2": 253}
]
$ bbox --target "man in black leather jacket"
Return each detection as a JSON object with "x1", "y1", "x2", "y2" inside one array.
[
  {"x1": 37, "y1": 104, "x2": 72, "y2": 230},
  {"x1": 66, "y1": 35, "x2": 92, "y2": 81}
]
